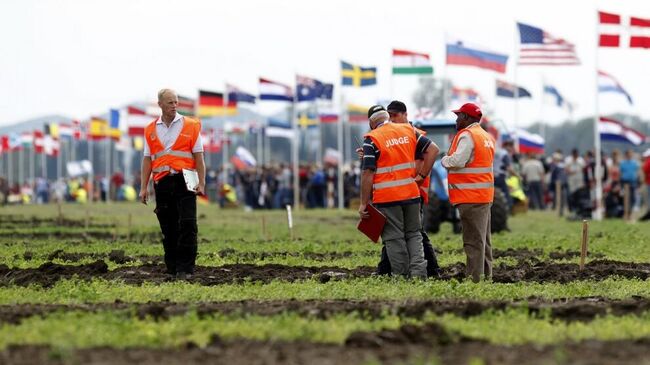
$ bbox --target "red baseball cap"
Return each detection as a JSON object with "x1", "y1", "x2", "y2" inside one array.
[{"x1": 452, "y1": 103, "x2": 482, "y2": 119}]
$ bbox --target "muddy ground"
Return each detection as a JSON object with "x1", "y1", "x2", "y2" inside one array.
[
  {"x1": 1, "y1": 296, "x2": 648, "y2": 325},
  {"x1": 2, "y1": 323, "x2": 649, "y2": 365},
  {"x1": 1, "y1": 259, "x2": 649, "y2": 287},
  {"x1": 14, "y1": 247, "x2": 603, "y2": 266}
]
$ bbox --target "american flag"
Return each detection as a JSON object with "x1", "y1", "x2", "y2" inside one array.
[{"x1": 517, "y1": 22, "x2": 580, "y2": 66}]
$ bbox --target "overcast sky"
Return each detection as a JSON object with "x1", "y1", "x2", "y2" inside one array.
[{"x1": 1, "y1": 0, "x2": 649, "y2": 129}]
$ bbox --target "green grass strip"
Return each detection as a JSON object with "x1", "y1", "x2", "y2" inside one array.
[
  {"x1": 1, "y1": 309, "x2": 649, "y2": 350},
  {"x1": 0, "y1": 277, "x2": 648, "y2": 305}
]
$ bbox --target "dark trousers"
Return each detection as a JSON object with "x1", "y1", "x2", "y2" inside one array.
[
  {"x1": 527, "y1": 181, "x2": 544, "y2": 210},
  {"x1": 154, "y1": 174, "x2": 198, "y2": 274},
  {"x1": 376, "y1": 203, "x2": 441, "y2": 277}
]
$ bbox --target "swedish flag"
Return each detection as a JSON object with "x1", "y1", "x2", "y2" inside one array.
[
  {"x1": 341, "y1": 61, "x2": 377, "y2": 87},
  {"x1": 297, "y1": 112, "x2": 319, "y2": 129}
]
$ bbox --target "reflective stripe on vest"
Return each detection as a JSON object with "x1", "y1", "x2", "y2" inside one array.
[
  {"x1": 446, "y1": 124, "x2": 494, "y2": 204},
  {"x1": 364, "y1": 123, "x2": 420, "y2": 204},
  {"x1": 152, "y1": 166, "x2": 172, "y2": 173},
  {"x1": 145, "y1": 117, "x2": 200, "y2": 182},
  {"x1": 151, "y1": 150, "x2": 194, "y2": 161},
  {"x1": 373, "y1": 177, "x2": 415, "y2": 190},
  {"x1": 375, "y1": 161, "x2": 416, "y2": 174},
  {"x1": 449, "y1": 182, "x2": 494, "y2": 190},
  {"x1": 448, "y1": 166, "x2": 493, "y2": 174}
]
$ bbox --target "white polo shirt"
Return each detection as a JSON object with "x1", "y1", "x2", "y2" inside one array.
[{"x1": 143, "y1": 113, "x2": 203, "y2": 157}]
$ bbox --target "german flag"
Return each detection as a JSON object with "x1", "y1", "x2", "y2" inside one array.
[{"x1": 198, "y1": 90, "x2": 237, "y2": 117}]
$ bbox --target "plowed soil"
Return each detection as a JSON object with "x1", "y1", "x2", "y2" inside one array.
[
  {"x1": 1, "y1": 297, "x2": 649, "y2": 325},
  {"x1": 2, "y1": 323, "x2": 649, "y2": 365},
  {"x1": 1, "y1": 259, "x2": 649, "y2": 287}
]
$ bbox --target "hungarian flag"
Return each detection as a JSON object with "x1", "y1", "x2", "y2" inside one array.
[
  {"x1": 20, "y1": 132, "x2": 34, "y2": 148},
  {"x1": 198, "y1": 90, "x2": 237, "y2": 117},
  {"x1": 178, "y1": 95, "x2": 196, "y2": 116},
  {"x1": 392, "y1": 49, "x2": 434, "y2": 75}
]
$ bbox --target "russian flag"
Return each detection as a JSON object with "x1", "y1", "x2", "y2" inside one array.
[
  {"x1": 599, "y1": 117, "x2": 647, "y2": 146},
  {"x1": 446, "y1": 40, "x2": 509, "y2": 74},
  {"x1": 259, "y1": 78, "x2": 293, "y2": 102},
  {"x1": 230, "y1": 146, "x2": 257, "y2": 170},
  {"x1": 598, "y1": 70, "x2": 633, "y2": 105},
  {"x1": 511, "y1": 129, "x2": 544, "y2": 154}
]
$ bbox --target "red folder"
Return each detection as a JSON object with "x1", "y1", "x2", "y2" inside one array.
[{"x1": 357, "y1": 204, "x2": 386, "y2": 243}]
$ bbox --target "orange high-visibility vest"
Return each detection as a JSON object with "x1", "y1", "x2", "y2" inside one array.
[
  {"x1": 144, "y1": 117, "x2": 201, "y2": 182},
  {"x1": 414, "y1": 126, "x2": 431, "y2": 204},
  {"x1": 447, "y1": 124, "x2": 495, "y2": 205},
  {"x1": 365, "y1": 122, "x2": 420, "y2": 204}
]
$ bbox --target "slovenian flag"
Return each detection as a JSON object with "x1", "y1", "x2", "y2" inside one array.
[
  {"x1": 230, "y1": 146, "x2": 257, "y2": 170},
  {"x1": 509, "y1": 129, "x2": 544, "y2": 154},
  {"x1": 446, "y1": 40, "x2": 509, "y2": 73},
  {"x1": 598, "y1": 70, "x2": 633, "y2": 105},
  {"x1": 599, "y1": 117, "x2": 647, "y2": 146},
  {"x1": 259, "y1": 78, "x2": 293, "y2": 102},
  {"x1": 392, "y1": 49, "x2": 433, "y2": 75}
]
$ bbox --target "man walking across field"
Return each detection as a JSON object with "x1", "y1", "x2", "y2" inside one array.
[
  {"x1": 442, "y1": 103, "x2": 495, "y2": 283},
  {"x1": 140, "y1": 88, "x2": 206, "y2": 280},
  {"x1": 359, "y1": 105, "x2": 437, "y2": 279}
]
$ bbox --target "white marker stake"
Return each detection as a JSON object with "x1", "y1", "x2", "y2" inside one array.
[
  {"x1": 580, "y1": 220, "x2": 589, "y2": 271},
  {"x1": 286, "y1": 205, "x2": 294, "y2": 241}
]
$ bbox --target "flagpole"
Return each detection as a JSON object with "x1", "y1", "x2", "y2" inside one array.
[
  {"x1": 313, "y1": 101, "x2": 320, "y2": 165},
  {"x1": 29, "y1": 144, "x2": 35, "y2": 199},
  {"x1": 57, "y1": 139, "x2": 63, "y2": 181},
  {"x1": 88, "y1": 137, "x2": 94, "y2": 204},
  {"x1": 337, "y1": 92, "x2": 345, "y2": 210},
  {"x1": 7, "y1": 150, "x2": 13, "y2": 189},
  {"x1": 292, "y1": 90, "x2": 300, "y2": 209},
  {"x1": 18, "y1": 144, "x2": 24, "y2": 186},
  {"x1": 593, "y1": 11, "x2": 603, "y2": 221},
  {"x1": 539, "y1": 75, "x2": 546, "y2": 142},
  {"x1": 513, "y1": 26, "x2": 520, "y2": 153}
]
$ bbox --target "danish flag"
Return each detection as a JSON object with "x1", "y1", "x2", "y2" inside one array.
[{"x1": 599, "y1": 11, "x2": 650, "y2": 49}]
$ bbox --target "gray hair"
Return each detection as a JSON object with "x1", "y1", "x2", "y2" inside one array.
[
  {"x1": 369, "y1": 110, "x2": 389, "y2": 124},
  {"x1": 157, "y1": 88, "x2": 177, "y2": 102}
]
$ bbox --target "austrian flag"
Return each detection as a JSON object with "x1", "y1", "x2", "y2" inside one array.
[{"x1": 599, "y1": 11, "x2": 650, "y2": 49}]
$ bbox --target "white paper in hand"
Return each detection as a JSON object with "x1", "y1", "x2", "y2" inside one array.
[{"x1": 182, "y1": 169, "x2": 199, "y2": 192}]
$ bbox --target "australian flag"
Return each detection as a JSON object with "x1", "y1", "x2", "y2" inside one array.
[
  {"x1": 296, "y1": 75, "x2": 333, "y2": 102},
  {"x1": 227, "y1": 84, "x2": 256, "y2": 104},
  {"x1": 496, "y1": 80, "x2": 532, "y2": 98}
]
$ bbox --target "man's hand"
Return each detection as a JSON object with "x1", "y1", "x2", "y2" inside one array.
[
  {"x1": 196, "y1": 182, "x2": 205, "y2": 196},
  {"x1": 358, "y1": 203, "x2": 369, "y2": 219},
  {"x1": 355, "y1": 147, "x2": 363, "y2": 160},
  {"x1": 139, "y1": 189, "x2": 148, "y2": 205},
  {"x1": 414, "y1": 175, "x2": 424, "y2": 185}
]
